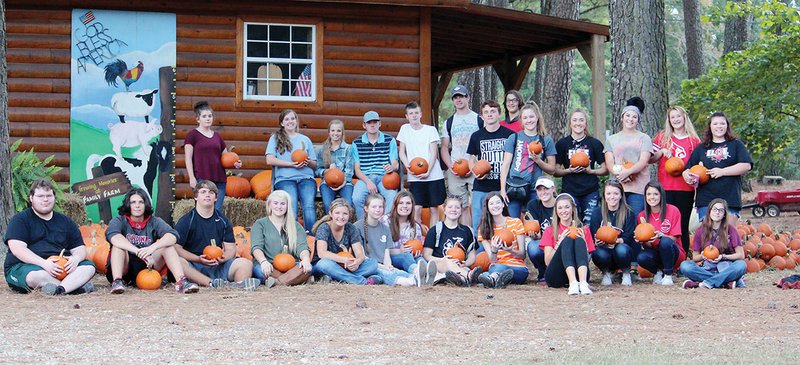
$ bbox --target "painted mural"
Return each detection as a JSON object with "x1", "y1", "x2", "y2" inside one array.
[{"x1": 70, "y1": 9, "x2": 176, "y2": 222}]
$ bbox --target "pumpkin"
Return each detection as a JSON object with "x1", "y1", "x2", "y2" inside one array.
[
  {"x1": 757, "y1": 223, "x2": 773, "y2": 237},
  {"x1": 446, "y1": 247, "x2": 466, "y2": 262},
  {"x1": 307, "y1": 235, "x2": 316, "y2": 260},
  {"x1": 80, "y1": 219, "x2": 107, "y2": 245},
  {"x1": 404, "y1": 239, "x2": 423, "y2": 256},
  {"x1": 769, "y1": 256, "x2": 786, "y2": 270},
  {"x1": 220, "y1": 148, "x2": 240, "y2": 169},
  {"x1": 595, "y1": 224, "x2": 619, "y2": 245},
  {"x1": 789, "y1": 238, "x2": 800, "y2": 251},
  {"x1": 234, "y1": 226, "x2": 253, "y2": 259},
  {"x1": 452, "y1": 159, "x2": 471, "y2": 177},
  {"x1": 703, "y1": 245, "x2": 720, "y2": 260},
  {"x1": 250, "y1": 170, "x2": 272, "y2": 200},
  {"x1": 471, "y1": 251, "x2": 490, "y2": 272},
  {"x1": 784, "y1": 254, "x2": 797, "y2": 270},
  {"x1": 528, "y1": 141, "x2": 543, "y2": 155},
  {"x1": 337, "y1": 251, "x2": 355, "y2": 268},
  {"x1": 664, "y1": 157, "x2": 685, "y2": 177},
  {"x1": 273, "y1": 253, "x2": 296, "y2": 273},
  {"x1": 324, "y1": 167, "x2": 345, "y2": 188},
  {"x1": 382, "y1": 172, "x2": 401, "y2": 190},
  {"x1": 86, "y1": 233, "x2": 110, "y2": 274},
  {"x1": 523, "y1": 219, "x2": 541, "y2": 234},
  {"x1": 743, "y1": 242, "x2": 758, "y2": 258},
  {"x1": 409, "y1": 157, "x2": 428, "y2": 175},
  {"x1": 291, "y1": 149, "x2": 308, "y2": 164},
  {"x1": 745, "y1": 258, "x2": 760, "y2": 273},
  {"x1": 226, "y1": 175, "x2": 251, "y2": 198},
  {"x1": 773, "y1": 241, "x2": 788, "y2": 258},
  {"x1": 493, "y1": 228, "x2": 515, "y2": 247},
  {"x1": 472, "y1": 160, "x2": 491, "y2": 177},
  {"x1": 689, "y1": 162, "x2": 709, "y2": 185},
  {"x1": 621, "y1": 161, "x2": 638, "y2": 179},
  {"x1": 48, "y1": 249, "x2": 68, "y2": 281},
  {"x1": 759, "y1": 243, "x2": 775, "y2": 261},
  {"x1": 567, "y1": 226, "x2": 581, "y2": 239},
  {"x1": 637, "y1": 266, "x2": 654, "y2": 278},
  {"x1": 756, "y1": 258, "x2": 766, "y2": 270},
  {"x1": 634, "y1": 217, "x2": 657, "y2": 243},
  {"x1": 569, "y1": 151, "x2": 590, "y2": 168},
  {"x1": 136, "y1": 269, "x2": 163, "y2": 290},
  {"x1": 203, "y1": 239, "x2": 224, "y2": 260}
]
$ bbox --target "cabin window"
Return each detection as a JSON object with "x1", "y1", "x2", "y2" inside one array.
[{"x1": 242, "y1": 22, "x2": 316, "y2": 101}]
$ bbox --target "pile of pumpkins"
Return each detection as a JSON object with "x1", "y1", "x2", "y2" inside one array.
[{"x1": 737, "y1": 222, "x2": 800, "y2": 273}]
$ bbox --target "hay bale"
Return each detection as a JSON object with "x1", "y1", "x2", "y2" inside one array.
[
  {"x1": 61, "y1": 193, "x2": 87, "y2": 226},
  {"x1": 171, "y1": 199, "x2": 197, "y2": 223},
  {"x1": 224, "y1": 197, "x2": 265, "y2": 227}
]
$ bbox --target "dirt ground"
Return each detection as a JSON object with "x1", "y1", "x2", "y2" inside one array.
[{"x1": 1, "y1": 180, "x2": 799, "y2": 364}]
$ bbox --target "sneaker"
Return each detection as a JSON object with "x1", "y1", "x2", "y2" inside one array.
[
  {"x1": 468, "y1": 267, "x2": 483, "y2": 286},
  {"x1": 494, "y1": 269, "x2": 514, "y2": 289},
  {"x1": 232, "y1": 278, "x2": 260, "y2": 291},
  {"x1": 425, "y1": 260, "x2": 438, "y2": 286},
  {"x1": 725, "y1": 281, "x2": 736, "y2": 289},
  {"x1": 365, "y1": 275, "x2": 383, "y2": 285},
  {"x1": 736, "y1": 278, "x2": 746, "y2": 288},
  {"x1": 682, "y1": 280, "x2": 699, "y2": 289},
  {"x1": 661, "y1": 275, "x2": 674, "y2": 286},
  {"x1": 110, "y1": 279, "x2": 126, "y2": 294},
  {"x1": 176, "y1": 276, "x2": 200, "y2": 294},
  {"x1": 477, "y1": 272, "x2": 495, "y2": 288},
  {"x1": 601, "y1": 272, "x2": 612, "y2": 286},
  {"x1": 416, "y1": 261, "x2": 427, "y2": 287},
  {"x1": 652, "y1": 270, "x2": 663, "y2": 285},
  {"x1": 445, "y1": 271, "x2": 469, "y2": 287},
  {"x1": 621, "y1": 272, "x2": 632, "y2": 287},
  {"x1": 74, "y1": 281, "x2": 96, "y2": 294},
  {"x1": 318, "y1": 275, "x2": 331, "y2": 285},
  {"x1": 698, "y1": 281, "x2": 711, "y2": 289},
  {"x1": 210, "y1": 278, "x2": 228, "y2": 288},
  {"x1": 567, "y1": 282, "x2": 580, "y2": 295},
  {"x1": 536, "y1": 278, "x2": 547, "y2": 286},
  {"x1": 629, "y1": 268, "x2": 641, "y2": 282},
  {"x1": 42, "y1": 283, "x2": 65, "y2": 296},
  {"x1": 579, "y1": 282, "x2": 593, "y2": 295}
]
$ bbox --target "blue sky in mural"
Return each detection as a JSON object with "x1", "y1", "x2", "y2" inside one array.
[{"x1": 70, "y1": 9, "x2": 176, "y2": 130}]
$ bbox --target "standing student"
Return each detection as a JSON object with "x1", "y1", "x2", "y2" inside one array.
[
  {"x1": 250, "y1": 190, "x2": 313, "y2": 286},
  {"x1": 382, "y1": 191, "x2": 428, "y2": 275},
  {"x1": 352, "y1": 111, "x2": 400, "y2": 220},
  {"x1": 466, "y1": 100, "x2": 514, "y2": 232},
  {"x1": 590, "y1": 180, "x2": 637, "y2": 286},
  {"x1": 184, "y1": 101, "x2": 241, "y2": 211},
  {"x1": 525, "y1": 177, "x2": 557, "y2": 284},
  {"x1": 683, "y1": 112, "x2": 752, "y2": 221},
  {"x1": 499, "y1": 101, "x2": 556, "y2": 219},
  {"x1": 265, "y1": 109, "x2": 318, "y2": 232},
  {"x1": 554, "y1": 109, "x2": 607, "y2": 225},
  {"x1": 539, "y1": 193, "x2": 595, "y2": 295},
  {"x1": 680, "y1": 199, "x2": 746, "y2": 289},
  {"x1": 475, "y1": 192, "x2": 526, "y2": 288},
  {"x1": 500, "y1": 90, "x2": 524, "y2": 132},
  {"x1": 424, "y1": 196, "x2": 482, "y2": 287},
  {"x1": 636, "y1": 182, "x2": 684, "y2": 286},
  {"x1": 604, "y1": 104, "x2": 652, "y2": 216},
  {"x1": 650, "y1": 106, "x2": 701, "y2": 255},
  {"x1": 397, "y1": 101, "x2": 447, "y2": 227},
  {"x1": 440, "y1": 85, "x2": 483, "y2": 226},
  {"x1": 355, "y1": 194, "x2": 417, "y2": 287},
  {"x1": 315, "y1": 119, "x2": 355, "y2": 212}
]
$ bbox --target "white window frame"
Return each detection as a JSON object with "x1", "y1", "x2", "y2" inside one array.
[{"x1": 242, "y1": 22, "x2": 316, "y2": 101}]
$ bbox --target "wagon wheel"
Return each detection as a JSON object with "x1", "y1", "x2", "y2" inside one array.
[
  {"x1": 752, "y1": 206, "x2": 765, "y2": 217},
  {"x1": 766, "y1": 204, "x2": 780, "y2": 217}
]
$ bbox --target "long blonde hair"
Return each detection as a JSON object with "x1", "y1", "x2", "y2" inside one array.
[
  {"x1": 552, "y1": 193, "x2": 581, "y2": 243},
  {"x1": 275, "y1": 109, "x2": 298, "y2": 155},
  {"x1": 321, "y1": 119, "x2": 345, "y2": 167},
  {"x1": 312, "y1": 198, "x2": 353, "y2": 236},
  {"x1": 520, "y1": 102, "x2": 547, "y2": 136},
  {"x1": 661, "y1": 106, "x2": 699, "y2": 145},
  {"x1": 265, "y1": 190, "x2": 299, "y2": 253},
  {"x1": 568, "y1": 108, "x2": 591, "y2": 137}
]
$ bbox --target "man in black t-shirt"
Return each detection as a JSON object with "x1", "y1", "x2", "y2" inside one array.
[{"x1": 4, "y1": 179, "x2": 96, "y2": 295}]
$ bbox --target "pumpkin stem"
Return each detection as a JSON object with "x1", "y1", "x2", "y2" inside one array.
[
  {"x1": 210, "y1": 239, "x2": 217, "y2": 248},
  {"x1": 59, "y1": 249, "x2": 65, "y2": 257}
]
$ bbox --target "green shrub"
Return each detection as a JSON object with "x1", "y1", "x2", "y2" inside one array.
[{"x1": 10, "y1": 139, "x2": 67, "y2": 212}]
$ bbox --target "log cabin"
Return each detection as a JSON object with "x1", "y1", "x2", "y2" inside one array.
[{"x1": 5, "y1": 0, "x2": 609, "y2": 209}]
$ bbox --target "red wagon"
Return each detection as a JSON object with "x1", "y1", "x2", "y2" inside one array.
[{"x1": 746, "y1": 189, "x2": 800, "y2": 217}]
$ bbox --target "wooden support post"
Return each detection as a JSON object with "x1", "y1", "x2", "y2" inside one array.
[
  {"x1": 510, "y1": 56, "x2": 534, "y2": 92},
  {"x1": 156, "y1": 66, "x2": 176, "y2": 225},
  {"x1": 431, "y1": 71, "x2": 452, "y2": 127},
  {"x1": 590, "y1": 35, "x2": 606, "y2": 141}
]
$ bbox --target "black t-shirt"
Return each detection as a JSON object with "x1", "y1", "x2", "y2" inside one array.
[
  {"x1": 686, "y1": 139, "x2": 752, "y2": 209},
  {"x1": 555, "y1": 135, "x2": 605, "y2": 196},
  {"x1": 423, "y1": 222, "x2": 476, "y2": 258},
  {"x1": 313, "y1": 222, "x2": 362, "y2": 264},
  {"x1": 174, "y1": 209, "x2": 235, "y2": 256},
  {"x1": 3, "y1": 209, "x2": 83, "y2": 275},
  {"x1": 526, "y1": 200, "x2": 554, "y2": 232},
  {"x1": 589, "y1": 208, "x2": 636, "y2": 246},
  {"x1": 466, "y1": 126, "x2": 514, "y2": 192}
]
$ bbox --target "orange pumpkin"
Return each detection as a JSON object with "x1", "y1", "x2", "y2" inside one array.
[
  {"x1": 48, "y1": 249, "x2": 68, "y2": 281},
  {"x1": 307, "y1": 235, "x2": 316, "y2": 260},
  {"x1": 452, "y1": 159, "x2": 471, "y2": 177},
  {"x1": 745, "y1": 258, "x2": 760, "y2": 273},
  {"x1": 703, "y1": 245, "x2": 720, "y2": 260},
  {"x1": 472, "y1": 160, "x2": 491, "y2": 177},
  {"x1": 595, "y1": 224, "x2": 619, "y2": 245},
  {"x1": 234, "y1": 226, "x2": 253, "y2": 259},
  {"x1": 664, "y1": 157, "x2": 685, "y2": 177},
  {"x1": 493, "y1": 228, "x2": 515, "y2": 247},
  {"x1": 220, "y1": 148, "x2": 240, "y2": 169},
  {"x1": 382, "y1": 172, "x2": 401, "y2": 190},
  {"x1": 743, "y1": 242, "x2": 758, "y2": 258},
  {"x1": 446, "y1": 247, "x2": 466, "y2": 262},
  {"x1": 273, "y1": 253, "x2": 296, "y2": 273},
  {"x1": 324, "y1": 167, "x2": 345, "y2": 188},
  {"x1": 337, "y1": 251, "x2": 355, "y2": 267},
  {"x1": 226, "y1": 175, "x2": 251, "y2": 198},
  {"x1": 569, "y1": 151, "x2": 590, "y2": 168},
  {"x1": 409, "y1": 157, "x2": 428, "y2": 175},
  {"x1": 756, "y1": 258, "x2": 766, "y2": 270},
  {"x1": 637, "y1": 266, "x2": 654, "y2": 278},
  {"x1": 757, "y1": 223, "x2": 773, "y2": 237},
  {"x1": 789, "y1": 239, "x2": 800, "y2": 251},
  {"x1": 528, "y1": 141, "x2": 543, "y2": 155},
  {"x1": 86, "y1": 234, "x2": 110, "y2": 274},
  {"x1": 250, "y1": 170, "x2": 272, "y2": 200},
  {"x1": 471, "y1": 251, "x2": 490, "y2": 271},
  {"x1": 291, "y1": 149, "x2": 308, "y2": 164},
  {"x1": 404, "y1": 239, "x2": 423, "y2": 256},
  {"x1": 689, "y1": 162, "x2": 709, "y2": 185},
  {"x1": 136, "y1": 269, "x2": 163, "y2": 290},
  {"x1": 784, "y1": 254, "x2": 797, "y2": 270},
  {"x1": 634, "y1": 217, "x2": 656, "y2": 243},
  {"x1": 203, "y1": 239, "x2": 224, "y2": 260},
  {"x1": 769, "y1": 256, "x2": 786, "y2": 270},
  {"x1": 523, "y1": 219, "x2": 541, "y2": 234},
  {"x1": 567, "y1": 226, "x2": 581, "y2": 239},
  {"x1": 759, "y1": 243, "x2": 776, "y2": 261}
]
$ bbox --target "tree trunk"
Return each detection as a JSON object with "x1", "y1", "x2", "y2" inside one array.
[
  {"x1": 0, "y1": 1, "x2": 13, "y2": 258},
  {"x1": 723, "y1": 0, "x2": 748, "y2": 55},
  {"x1": 609, "y1": 0, "x2": 668, "y2": 138},
  {"x1": 459, "y1": 0, "x2": 508, "y2": 112},
  {"x1": 541, "y1": 0, "x2": 580, "y2": 141},
  {"x1": 683, "y1": 0, "x2": 705, "y2": 79},
  {"x1": 530, "y1": 0, "x2": 550, "y2": 106}
]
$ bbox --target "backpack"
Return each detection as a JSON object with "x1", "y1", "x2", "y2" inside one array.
[
  {"x1": 444, "y1": 114, "x2": 484, "y2": 144},
  {"x1": 433, "y1": 222, "x2": 476, "y2": 253}
]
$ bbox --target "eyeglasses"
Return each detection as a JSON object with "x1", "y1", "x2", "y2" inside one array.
[
  {"x1": 506, "y1": 98, "x2": 519, "y2": 103},
  {"x1": 710, "y1": 207, "x2": 726, "y2": 214}
]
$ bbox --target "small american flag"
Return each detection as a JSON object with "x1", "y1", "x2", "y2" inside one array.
[
  {"x1": 79, "y1": 11, "x2": 95, "y2": 25},
  {"x1": 294, "y1": 64, "x2": 312, "y2": 97}
]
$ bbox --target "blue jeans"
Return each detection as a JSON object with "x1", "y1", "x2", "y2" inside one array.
[
  {"x1": 507, "y1": 186, "x2": 537, "y2": 219},
  {"x1": 352, "y1": 175, "x2": 397, "y2": 220},
  {"x1": 376, "y1": 266, "x2": 413, "y2": 286},
  {"x1": 488, "y1": 263, "x2": 528, "y2": 284},
  {"x1": 637, "y1": 236, "x2": 679, "y2": 275},
  {"x1": 311, "y1": 258, "x2": 379, "y2": 285},
  {"x1": 320, "y1": 183, "x2": 354, "y2": 213},
  {"x1": 574, "y1": 190, "x2": 599, "y2": 226},
  {"x1": 525, "y1": 239, "x2": 546, "y2": 281},
  {"x1": 680, "y1": 260, "x2": 746, "y2": 288},
  {"x1": 390, "y1": 252, "x2": 418, "y2": 273},
  {"x1": 471, "y1": 190, "x2": 489, "y2": 233},
  {"x1": 274, "y1": 178, "x2": 318, "y2": 232},
  {"x1": 696, "y1": 206, "x2": 740, "y2": 221},
  {"x1": 592, "y1": 243, "x2": 633, "y2": 272},
  {"x1": 625, "y1": 192, "x2": 645, "y2": 217},
  {"x1": 214, "y1": 181, "x2": 226, "y2": 212}
]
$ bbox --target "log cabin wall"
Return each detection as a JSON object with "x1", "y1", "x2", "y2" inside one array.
[{"x1": 5, "y1": 1, "x2": 423, "y2": 198}]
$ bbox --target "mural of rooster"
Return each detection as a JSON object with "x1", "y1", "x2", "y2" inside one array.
[{"x1": 104, "y1": 59, "x2": 144, "y2": 91}]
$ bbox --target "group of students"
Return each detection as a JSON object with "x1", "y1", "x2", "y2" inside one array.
[{"x1": 3, "y1": 86, "x2": 754, "y2": 295}]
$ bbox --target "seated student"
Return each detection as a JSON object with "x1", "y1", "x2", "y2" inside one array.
[
  {"x1": 175, "y1": 180, "x2": 257, "y2": 290},
  {"x1": 525, "y1": 176, "x2": 556, "y2": 284},
  {"x1": 355, "y1": 194, "x2": 416, "y2": 287},
  {"x1": 315, "y1": 119, "x2": 355, "y2": 212},
  {"x1": 311, "y1": 198, "x2": 381, "y2": 285},
  {"x1": 474, "y1": 192, "x2": 525, "y2": 289},
  {"x1": 352, "y1": 111, "x2": 400, "y2": 220},
  {"x1": 590, "y1": 180, "x2": 637, "y2": 286},
  {"x1": 4, "y1": 179, "x2": 96, "y2": 295},
  {"x1": 540, "y1": 193, "x2": 595, "y2": 295},
  {"x1": 636, "y1": 182, "x2": 684, "y2": 286},
  {"x1": 106, "y1": 188, "x2": 199, "y2": 294},
  {"x1": 680, "y1": 198, "x2": 746, "y2": 289},
  {"x1": 250, "y1": 190, "x2": 313, "y2": 286},
  {"x1": 421, "y1": 196, "x2": 480, "y2": 287},
  {"x1": 382, "y1": 191, "x2": 427, "y2": 275}
]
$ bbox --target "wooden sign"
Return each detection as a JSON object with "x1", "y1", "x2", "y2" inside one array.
[{"x1": 71, "y1": 171, "x2": 132, "y2": 205}]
